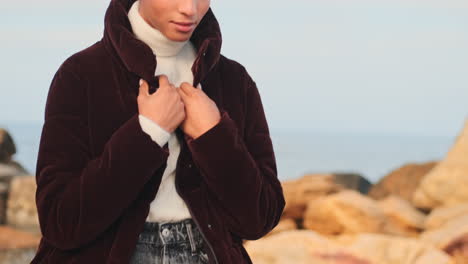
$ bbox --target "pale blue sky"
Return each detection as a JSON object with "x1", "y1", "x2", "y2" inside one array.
[{"x1": 1, "y1": 0, "x2": 467, "y2": 137}]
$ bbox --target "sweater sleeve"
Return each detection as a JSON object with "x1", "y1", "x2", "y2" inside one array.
[
  {"x1": 186, "y1": 66, "x2": 285, "y2": 240},
  {"x1": 138, "y1": 114, "x2": 171, "y2": 147},
  {"x1": 35, "y1": 61, "x2": 169, "y2": 250}
]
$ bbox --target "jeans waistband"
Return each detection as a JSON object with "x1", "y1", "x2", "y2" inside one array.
[{"x1": 137, "y1": 218, "x2": 202, "y2": 247}]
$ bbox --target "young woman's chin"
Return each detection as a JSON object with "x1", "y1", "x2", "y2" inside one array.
[{"x1": 164, "y1": 28, "x2": 195, "y2": 42}]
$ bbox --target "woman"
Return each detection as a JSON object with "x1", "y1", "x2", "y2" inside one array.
[{"x1": 31, "y1": 0, "x2": 285, "y2": 263}]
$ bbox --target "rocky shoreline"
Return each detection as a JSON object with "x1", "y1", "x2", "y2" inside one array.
[
  {"x1": 245, "y1": 121, "x2": 468, "y2": 264},
  {"x1": 1, "y1": 120, "x2": 467, "y2": 263}
]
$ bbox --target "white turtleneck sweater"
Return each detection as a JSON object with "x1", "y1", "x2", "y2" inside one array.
[{"x1": 128, "y1": 0, "x2": 199, "y2": 223}]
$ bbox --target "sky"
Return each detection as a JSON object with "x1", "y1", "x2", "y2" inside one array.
[{"x1": 1, "y1": 0, "x2": 467, "y2": 137}]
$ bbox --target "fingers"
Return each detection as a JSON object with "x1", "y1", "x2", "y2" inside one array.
[
  {"x1": 139, "y1": 79, "x2": 149, "y2": 97},
  {"x1": 177, "y1": 85, "x2": 188, "y2": 102},
  {"x1": 179, "y1": 82, "x2": 196, "y2": 95},
  {"x1": 158, "y1": 74, "x2": 169, "y2": 87}
]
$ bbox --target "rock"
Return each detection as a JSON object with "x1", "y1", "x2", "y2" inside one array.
[
  {"x1": 281, "y1": 174, "x2": 344, "y2": 220},
  {"x1": 377, "y1": 195, "x2": 426, "y2": 237},
  {"x1": 282, "y1": 173, "x2": 373, "y2": 221},
  {"x1": 420, "y1": 214, "x2": 468, "y2": 251},
  {"x1": 339, "y1": 233, "x2": 453, "y2": 264},
  {"x1": 333, "y1": 173, "x2": 372, "y2": 194},
  {"x1": 0, "y1": 225, "x2": 41, "y2": 264},
  {"x1": 444, "y1": 234, "x2": 468, "y2": 263},
  {"x1": 265, "y1": 218, "x2": 297, "y2": 237},
  {"x1": 368, "y1": 162, "x2": 437, "y2": 202},
  {"x1": 244, "y1": 229, "x2": 371, "y2": 264},
  {"x1": 0, "y1": 162, "x2": 28, "y2": 178},
  {"x1": 245, "y1": 223, "x2": 454, "y2": 264},
  {"x1": 6, "y1": 176, "x2": 40, "y2": 234},
  {"x1": 303, "y1": 190, "x2": 386, "y2": 235},
  {"x1": 413, "y1": 120, "x2": 468, "y2": 209},
  {"x1": 0, "y1": 127, "x2": 28, "y2": 178},
  {"x1": 281, "y1": 180, "x2": 301, "y2": 219},
  {"x1": 425, "y1": 203, "x2": 468, "y2": 230},
  {"x1": 420, "y1": 212, "x2": 468, "y2": 261},
  {"x1": 0, "y1": 173, "x2": 31, "y2": 225},
  {"x1": 0, "y1": 128, "x2": 17, "y2": 164},
  {"x1": 0, "y1": 182, "x2": 8, "y2": 225},
  {"x1": 0, "y1": 164, "x2": 24, "y2": 178},
  {"x1": 0, "y1": 128, "x2": 30, "y2": 225}
]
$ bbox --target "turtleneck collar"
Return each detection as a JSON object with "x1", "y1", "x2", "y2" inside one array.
[
  {"x1": 102, "y1": 0, "x2": 222, "y2": 89},
  {"x1": 128, "y1": 0, "x2": 187, "y2": 57}
]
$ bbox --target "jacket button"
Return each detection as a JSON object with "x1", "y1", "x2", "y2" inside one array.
[
  {"x1": 203, "y1": 52, "x2": 206, "y2": 56},
  {"x1": 162, "y1": 228, "x2": 170, "y2": 237},
  {"x1": 207, "y1": 224, "x2": 212, "y2": 229},
  {"x1": 188, "y1": 164, "x2": 192, "y2": 169}
]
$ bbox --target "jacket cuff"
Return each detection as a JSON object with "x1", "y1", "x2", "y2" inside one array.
[
  {"x1": 186, "y1": 109, "x2": 237, "y2": 158},
  {"x1": 138, "y1": 114, "x2": 171, "y2": 147}
]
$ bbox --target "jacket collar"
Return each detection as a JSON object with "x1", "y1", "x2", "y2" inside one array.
[{"x1": 102, "y1": 0, "x2": 222, "y2": 88}]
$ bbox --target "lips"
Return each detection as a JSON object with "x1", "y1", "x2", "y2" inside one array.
[
  {"x1": 173, "y1": 21, "x2": 195, "y2": 26},
  {"x1": 172, "y1": 21, "x2": 196, "y2": 32}
]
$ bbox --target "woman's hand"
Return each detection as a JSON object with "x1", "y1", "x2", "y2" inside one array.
[
  {"x1": 176, "y1": 82, "x2": 221, "y2": 140},
  {"x1": 137, "y1": 75, "x2": 186, "y2": 133}
]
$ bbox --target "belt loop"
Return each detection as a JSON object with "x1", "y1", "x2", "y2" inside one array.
[{"x1": 185, "y1": 221, "x2": 197, "y2": 253}]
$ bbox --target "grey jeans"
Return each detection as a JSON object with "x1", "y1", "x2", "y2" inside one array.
[{"x1": 129, "y1": 218, "x2": 210, "y2": 264}]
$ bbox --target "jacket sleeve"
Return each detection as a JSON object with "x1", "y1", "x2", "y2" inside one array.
[
  {"x1": 186, "y1": 66, "x2": 285, "y2": 240},
  {"x1": 35, "y1": 61, "x2": 170, "y2": 250}
]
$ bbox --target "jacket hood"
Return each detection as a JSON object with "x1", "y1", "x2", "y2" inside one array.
[{"x1": 102, "y1": 0, "x2": 222, "y2": 88}]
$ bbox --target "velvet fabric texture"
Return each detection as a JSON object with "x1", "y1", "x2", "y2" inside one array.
[{"x1": 31, "y1": 0, "x2": 285, "y2": 263}]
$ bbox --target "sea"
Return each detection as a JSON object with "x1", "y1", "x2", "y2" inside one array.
[{"x1": 0, "y1": 122, "x2": 455, "y2": 184}]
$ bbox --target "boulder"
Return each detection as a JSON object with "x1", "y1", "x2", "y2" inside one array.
[
  {"x1": 281, "y1": 180, "x2": 302, "y2": 219},
  {"x1": 303, "y1": 190, "x2": 386, "y2": 235},
  {"x1": 0, "y1": 128, "x2": 28, "y2": 177},
  {"x1": 425, "y1": 203, "x2": 468, "y2": 230},
  {"x1": 0, "y1": 173, "x2": 31, "y2": 225},
  {"x1": 0, "y1": 128, "x2": 30, "y2": 225},
  {"x1": 264, "y1": 218, "x2": 297, "y2": 237},
  {"x1": 281, "y1": 174, "x2": 343, "y2": 220},
  {"x1": 244, "y1": 229, "x2": 371, "y2": 264},
  {"x1": 420, "y1": 214, "x2": 468, "y2": 251},
  {"x1": 339, "y1": 233, "x2": 453, "y2": 264},
  {"x1": 368, "y1": 162, "x2": 437, "y2": 202},
  {"x1": 333, "y1": 173, "x2": 372, "y2": 194},
  {"x1": 413, "y1": 120, "x2": 468, "y2": 209},
  {"x1": 444, "y1": 234, "x2": 468, "y2": 264},
  {"x1": 0, "y1": 128, "x2": 17, "y2": 164},
  {"x1": 6, "y1": 176, "x2": 40, "y2": 234},
  {"x1": 420, "y1": 211, "x2": 468, "y2": 264},
  {"x1": 377, "y1": 195, "x2": 426, "y2": 237},
  {"x1": 0, "y1": 182, "x2": 8, "y2": 225},
  {"x1": 0, "y1": 225, "x2": 41, "y2": 264}
]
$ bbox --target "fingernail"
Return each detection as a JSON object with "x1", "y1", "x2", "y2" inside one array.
[{"x1": 139, "y1": 79, "x2": 143, "y2": 86}]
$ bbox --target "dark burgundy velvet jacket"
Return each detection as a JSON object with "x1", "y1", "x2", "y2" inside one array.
[{"x1": 31, "y1": 0, "x2": 285, "y2": 263}]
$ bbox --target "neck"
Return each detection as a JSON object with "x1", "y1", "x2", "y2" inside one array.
[{"x1": 128, "y1": 0, "x2": 187, "y2": 57}]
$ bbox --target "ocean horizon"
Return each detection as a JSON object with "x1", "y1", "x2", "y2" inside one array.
[{"x1": 0, "y1": 121, "x2": 454, "y2": 184}]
